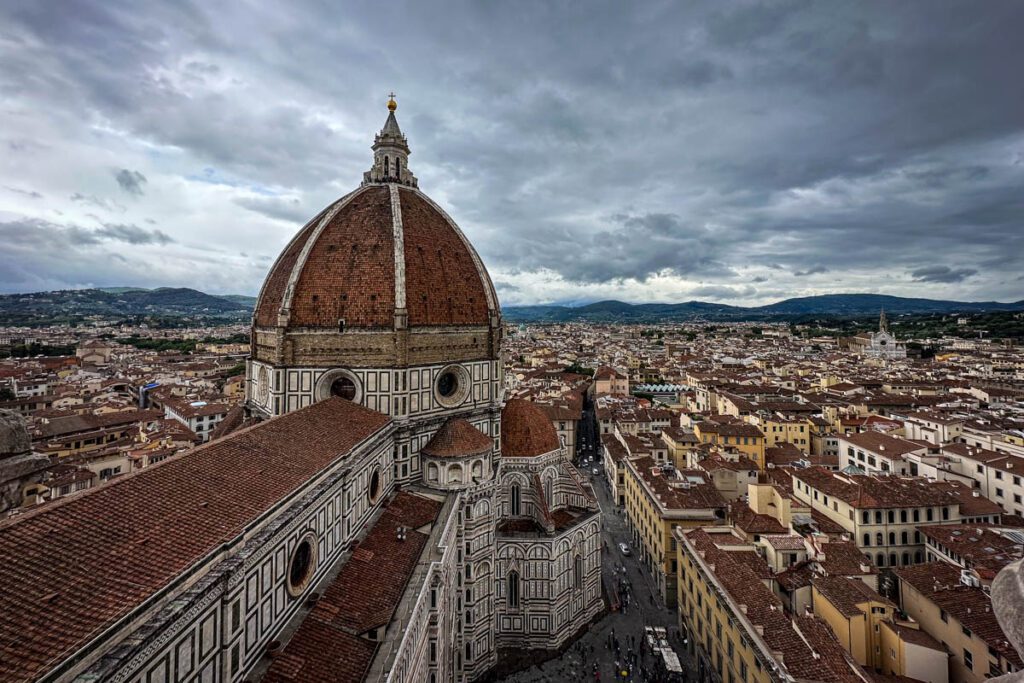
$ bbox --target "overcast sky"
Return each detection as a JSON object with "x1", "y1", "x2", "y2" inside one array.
[{"x1": 1, "y1": 1, "x2": 1022, "y2": 306}]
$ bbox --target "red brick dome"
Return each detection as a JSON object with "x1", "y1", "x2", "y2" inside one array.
[
  {"x1": 422, "y1": 418, "x2": 493, "y2": 458},
  {"x1": 501, "y1": 398, "x2": 560, "y2": 458},
  {"x1": 254, "y1": 184, "x2": 498, "y2": 330}
]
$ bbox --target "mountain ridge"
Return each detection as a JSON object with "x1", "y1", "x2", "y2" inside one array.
[
  {"x1": 1, "y1": 288, "x2": 1022, "y2": 325},
  {"x1": 502, "y1": 293, "x2": 1024, "y2": 322}
]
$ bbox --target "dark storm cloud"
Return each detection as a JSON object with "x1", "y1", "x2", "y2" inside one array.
[
  {"x1": 114, "y1": 169, "x2": 147, "y2": 195},
  {"x1": 910, "y1": 266, "x2": 978, "y2": 284},
  {"x1": 0, "y1": 0, "x2": 1022, "y2": 301}
]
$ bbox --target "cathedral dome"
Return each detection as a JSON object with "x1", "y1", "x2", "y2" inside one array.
[
  {"x1": 253, "y1": 184, "x2": 496, "y2": 330},
  {"x1": 250, "y1": 98, "x2": 501, "y2": 370},
  {"x1": 501, "y1": 399, "x2": 560, "y2": 458}
]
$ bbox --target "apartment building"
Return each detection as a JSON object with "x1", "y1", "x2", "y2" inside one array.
[
  {"x1": 624, "y1": 458, "x2": 726, "y2": 606},
  {"x1": 792, "y1": 467, "x2": 1001, "y2": 569},
  {"x1": 895, "y1": 562, "x2": 1021, "y2": 683},
  {"x1": 838, "y1": 431, "x2": 928, "y2": 476},
  {"x1": 676, "y1": 527, "x2": 868, "y2": 683}
]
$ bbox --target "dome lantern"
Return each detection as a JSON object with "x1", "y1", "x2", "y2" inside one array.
[{"x1": 363, "y1": 93, "x2": 418, "y2": 187}]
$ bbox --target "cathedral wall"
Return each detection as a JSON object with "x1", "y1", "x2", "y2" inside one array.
[
  {"x1": 366, "y1": 494, "x2": 463, "y2": 683},
  {"x1": 79, "y1": 431, "x2": 397, "y2": 683},
  {"x1": 247, "y1": 359, "x2": 502, "y2": 421},
  {"x1": 493, "y1": 517, "x2": 602, "y2": 651}
]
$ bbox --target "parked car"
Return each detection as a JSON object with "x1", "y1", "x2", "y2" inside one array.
[{"x1": 619, "y1": 542, "x2": 631, "y2": 556}]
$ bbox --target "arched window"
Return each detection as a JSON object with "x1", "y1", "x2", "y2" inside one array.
[
  {"x1": 876, "y1": 553, "x2": 885, "y2": 567},
  {"x1": 914, "y1": 531, "x2": 921, "y2": 544},
  {"x1": 889, "y1": 553, "x2": 897, "y2": 567},
  {"x1": 384, "y1": 156, "x2": 389, "y2": 176},
  {"x1": 876, "y1": 533, "x2": 883, "y2": 546},
  {"x1": 508, "y1": 570, "x2": 520, "y2": 608},
  {"x1": 863, "y1": 533, "x2": 871, "y2": 546},
  {"x1": 900, "y1": 531, "x2": 908, "y2": 544},
  {"x1": 545, "y1": 476, "x2": 553, "y2": 504},
  {"x1": 465, "y1": 504, "x2": 472, "y2": 520},
  {"x1": 395, "y1": 158, "x2": 401, "y2": 178},
  {"x1": 914, "y1": 550, "x2": 923, "y2": 563},
  {"x1": 427, "y1": 463, "x2": 439, "y2": 483},
  {"x1": 902, "y1": 552, "x2": 910, "y2": 565},
  {"x1": 465, "y1": 641, "x2": 472, "y2": 660},
  {"x1": 888, "y1": 532, "x2": 896, "y2": 545},
  {"x1": 465, "y1": 563, "x2": 473, "y2": 580},
  {"x1": 510, "y1": 484, "x2": 521, "y2": 516},
  {"x1": 900, "y1": 510, "x2": 908, "y2": 523},
  {"x1": 574, "y1": 554, "x2": 583, "y2": 590}
]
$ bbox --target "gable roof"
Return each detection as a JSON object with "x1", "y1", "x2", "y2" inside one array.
[{"x1": 0, "y1": 397, "x2": 391, "y2": 683}]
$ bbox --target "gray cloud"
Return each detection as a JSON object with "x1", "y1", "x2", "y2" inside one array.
[
  {"x1": 3, "y1": 185, "x2": 42, "y2": 199},
  {"x1": 233, "y1": 196, "x2": 307, "y2": 223},
  {"x1": 910, "y1": 266, "x2": 978, "y2": 283},
  {"x1": 689, "y1": 285, "x2": 758, "y2": 299},
  {"x1": 114, "y1": 169, "x2": 147, "y2": 195},
  {"x1": 0, "y1": 1, "x2": 1022, "y2": 303},
  {"x1": 70, "y1": 193, "x2": 126, "y2": 213},
  {"x1": 95, "y1": 222, "x2": 174, "y2": 245},
  {"x1": 793, "y1": 266, "x2": 829, "y2": 277}
]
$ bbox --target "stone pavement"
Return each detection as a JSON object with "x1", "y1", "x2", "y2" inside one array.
[{"x1": 497, "y1": 471, "x2": 695, "y2": 683}]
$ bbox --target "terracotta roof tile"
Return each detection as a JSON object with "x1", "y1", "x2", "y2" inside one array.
[
  {"x1": 0, "y1": 397, "x2": 390, "y2": 682},
  {"x1": 421, "y1": 418, "x2": 492, "y2": 458},
  {"x1": 501, "y1": 398, "x2": 560, "y2": 458},
  {"x1": 399, "y1": 188, "x2": 490, "y2": 326},
  {"x1": 263, "y1": 491, "x2": 443, "y2": 682}
]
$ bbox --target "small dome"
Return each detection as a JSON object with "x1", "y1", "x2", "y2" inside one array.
[
  {"x1": 501, "y1": 399, "x2": 560, "y2": 458},
  {"x1": 422, "y1": 418, "x2": 492, "y2": 458}
]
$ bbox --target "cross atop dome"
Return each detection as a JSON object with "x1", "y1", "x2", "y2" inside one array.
[{"x1": 363, "y1": 94, "x2": 418, "y2": 187}]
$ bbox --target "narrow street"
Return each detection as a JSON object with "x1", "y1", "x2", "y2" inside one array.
[{"x1": 498, "y1": 448, "x2": 695, "y2": 682}]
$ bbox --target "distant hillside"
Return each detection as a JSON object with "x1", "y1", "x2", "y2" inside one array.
[
  {"x1": 0, "y1": 287, "x2": 252, "y2": 325},
  {"x1": 218, "y1": 294, "x2": 259, "y2": 307},
  {"x1": 503, "y1": 294, "x2": 1024, "y2": 323},
  {"x1": 3, "y1": 287, "x2": 1021, "y2": 327}
]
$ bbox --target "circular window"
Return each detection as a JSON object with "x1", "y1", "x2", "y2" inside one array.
[
  {"x1": 287, "y1": 533, "x2": 318, "y2": 597},
  {"x1": 331, "y1": 376, "x2": 357, "y2": 400},
  {"x1": 437, "y1": 371, "x2": 458, "y2": 398},
  {"x1": 434, "y1": 365, "x2": 470, "y2": 408},
  {"x1": 368, "y1": 469, "x2": 381, "y2": 503}
]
